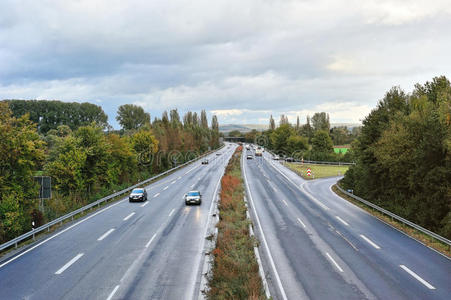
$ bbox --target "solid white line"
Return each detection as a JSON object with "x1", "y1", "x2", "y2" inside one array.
[
  {"x1": 297, "y1": 218, "x2": 307, "y2": 229},
  {"x1": 168, "y1": 208, "x2": 175, "y2": 217},
  {"x1": 55, "y1": 253, "x2": 84, "y2": 274},
  {"x1": 145, "y1": 233, "x2": 157, "y2": 248},
  {"x1": 106, "y1": 285, "x2": 120, "y2": 300},
  {"x1": 154, "y1": 193, "x2": 160, "y2": 198},
  {"x1": 171, "y1": 180, "x2": 176, "y2": 184},
  {"x1": 335, "y1": 216, "x2": 349, "y2": 226},
  {"x1": 282, "y1": 199, "x2": 288, "y2": 206},
  {"x1": 97, "y1": 228, "x2": 115, "y2": 241},
  {"x1": 163, "y1": 186, "x2": 169, "y2": 190},
  {"x1": 360, "y1": 234, "x2": 381, "y2": 249},
  {"x1": 400, "y1": 265, "x2": 435, "y2": 289},
  {"x1": 326, "y1": 252, "x2": 344, "y2": 273},
  {"x1": 140, "y1": 202, "x2": 149, "y2": 207},
  {"x1": 243, "y1": 156, "x2": 288, "y2": 300},
  {"x1": 0, "y1": 198, "x2": 126, "y2": 269},
  {"x1": 123, "y1": 212, "x2": 135, "y2": 221}
]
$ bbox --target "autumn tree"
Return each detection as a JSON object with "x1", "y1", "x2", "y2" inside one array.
[{"x1": 116, "y1": 104, "x2": 150, "y2": 131}]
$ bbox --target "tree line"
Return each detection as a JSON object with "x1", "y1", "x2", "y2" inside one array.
[
  {"x1": 230, "y1": 112, "x2": 360, "y2": 162},
  {"x1": 0, "y1": 101, "x2": 220, "y2": 244},
  {"x1": 341, "y1": 76, "x2": 451, "y2": 238}
]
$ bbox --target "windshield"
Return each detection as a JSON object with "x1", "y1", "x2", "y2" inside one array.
[
  {"x1": 132, "y1": 189, "x2": 144, "y2": 194},
  {"x1": 188, "y1": 191, "x2": 200, "y2": 196}
]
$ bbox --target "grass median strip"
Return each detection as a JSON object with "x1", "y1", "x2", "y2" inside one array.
[
  {"x1": 207, "y1": 146, "x2": 266, "y2": 299},
  {"x1": 286, "y1": 162, "x2": 349, "y2": 180}
]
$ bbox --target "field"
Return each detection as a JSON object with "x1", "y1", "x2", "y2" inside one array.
[{"x1": 286, "y1": 163, "x2": 349, "y2": 180}]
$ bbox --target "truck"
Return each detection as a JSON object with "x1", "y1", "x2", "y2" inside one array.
[{"x1": 255, "y1": 147, "x2": 263, "y2": 157}]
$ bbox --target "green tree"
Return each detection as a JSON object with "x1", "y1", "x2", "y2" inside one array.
[
  {"x1": 269, "y1": 115, "x2": 275, "y2": 130},
  {"x1": 271, "y1": 124, "x2": 294, "y2": 153},
  {"x1": 116, "y1": 104, "x2": 150, "y2": 131},
  {"x1": 311, "y1": 112, "x2": 330, "y2": 132},
  {"x1": 311, "y1": 130, "x2": 333, "y2": 160},
  {"x1": 287, "y1": 135, "x2": 308, "y2": 156}
]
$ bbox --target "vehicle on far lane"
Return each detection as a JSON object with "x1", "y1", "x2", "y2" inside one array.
[
  {"x1": 247, "y1": 154, "x2": 254, "y2": 159},
  {"x1": 202, "y1": 159, "x2": 209, "y2": 164},
  {"x1": 129, "y1": 188, "x2": 147, "y2": 202},
  {"x1": 273, "y1": 155, "x2": 280, "y2": 160},
  {"x1": 184, "y1": 190, "x2": 202, "y2": 205}
]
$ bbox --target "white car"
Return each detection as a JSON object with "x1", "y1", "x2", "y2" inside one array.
[
  {"x1": 184, "y1": 190, "x2": 202, "y2": 205},
  {"x1": 273, "y1": 155, "x2": 280, "y2": 160}
]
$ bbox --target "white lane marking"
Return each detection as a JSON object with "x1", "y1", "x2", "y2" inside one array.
[
  {"x1": 326, "y1": 252, "x2": 344, "y2": 273},
  {"x1": 177, "y1": 176, "x2": 181, "y2": 180},
  {"x1": 400, "y1": 265, "x2": 435, "y2": 289},
  {"x1": 297, "y1": 218, "x2": 307, "y2": 229},
  {"x1": 0, "y1": 198, "x2": 126, "y2": 269},
  {"x1": 265, "y1": 157, "x2": 329, "y2": 210},
  {"x1": 185, "y1": 167, "x2": 195, "y2": 175},
  {"x1": 243, "y1": 156, "x2": 288, "y2": 300},
  {"x1": 145, "y1": 233, "x2": 157, "y2": 248},
  {"x1": 123, "y1": 212, "x2": 135, "y2": 221},
  {"x1": 168, "y1": 208, "x2": 175, "y2": 217},
  {"x1": 171, "y1": 180, "x2": 176, "y2": 184},
  {"x1": 282, "y1": 199, "x2": 288, "y2": 206},
  {"x1": 154, "y1": 193, "x2": 160, "y2": 198},
  {"x1": 55, "y1": 253, "x2": 84, "y2": 274},
  {"x1": 335, "y1": 216, "x2": 349, "y2": 226},
  {"x1": 97, "y1": 228, "x2": 115, "y2": 241},
  {"x1": 360, "y1": 234, "x2": 381, "y2": 249},
  {"x1": 140, "y1": 202, "x2": 149, "y2": 207},
  {"x1": 163, "y1": 186, "x2": 169, "y2": 190},
  {"x1": 190, "y1": 183, "x2": 195, "y2": 188},
  {"x1": 106, "y1": 285, "x2": 120, "y2": 300}
]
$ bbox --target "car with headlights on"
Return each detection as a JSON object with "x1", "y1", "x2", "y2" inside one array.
[
  {"x1": 201, "y1": 159, "x2": 209, "y2": 164},
  {"x1": 129, "y1": 188, "x2": 147, "y2": 202},
  {"x1": 184, "y1": 190, "x2": 202, "y2": 205}
]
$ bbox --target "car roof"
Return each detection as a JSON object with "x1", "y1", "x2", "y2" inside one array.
[{"x1": 188, "y1": 190, "x2": 200, "y2": 193}]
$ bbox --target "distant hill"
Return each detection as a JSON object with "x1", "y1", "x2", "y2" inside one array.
[{"x1": 219, "y1": 123, "x2": 360, "y2": 133}]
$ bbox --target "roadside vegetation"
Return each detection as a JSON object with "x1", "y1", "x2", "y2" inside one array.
[
  {"x1": 207, "y1": 146, "x2": 265, "y2": 299},
  {"x1": 286, "y1": 163, "x2": 349, "y2": 180},
  {"x1": 340, "y1": 76, "x2": 451, "y2": 239},
  {"x1": 0, "y1": 100, "x2": 220, "y2": 245}
]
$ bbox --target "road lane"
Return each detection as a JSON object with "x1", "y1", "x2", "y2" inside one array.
[{"x1": 0, "y1": 144, "x2": 236, "y2": 300}]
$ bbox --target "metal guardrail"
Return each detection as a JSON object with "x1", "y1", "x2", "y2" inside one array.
[
  {"x1": 335, "y1": 184, "x2": 451, "y2": 247},
  {"x1": 0, "y1": 146, "x2": 224, "y2": 252}
]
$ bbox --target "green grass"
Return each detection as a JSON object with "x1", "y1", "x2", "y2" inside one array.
[{"x1": 286, "y1": 163, "x2": 349, "y2": 180}]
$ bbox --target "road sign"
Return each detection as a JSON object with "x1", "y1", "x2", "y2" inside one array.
[{"x1": 307, "y1": 168, "x2": 311, "y2": 177}]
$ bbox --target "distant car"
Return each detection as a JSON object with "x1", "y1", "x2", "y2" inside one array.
[
  {"x1": 247, "y1": 155, "x2": 253, "y2": 159},
  {"x1": 201, "y1": 159, "x2": 209, "y2": 164},
  {"x1": 129, "y1": 188, "x2": 147, "y2": 202},
  {"x1": 184, "y1": 190, "x2": 202, "y2": 205},
  {"x1": 273, "y1": 155, "x2": 280, "y2": 160},
  {"x1": 216, "y1": 152, "x2": 221, "y2": 156},
  {"x1": 285, "y1": 157, "x2": 295, "y2": 162}
]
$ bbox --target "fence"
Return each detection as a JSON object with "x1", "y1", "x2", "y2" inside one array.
[
  {"x1": 0, "y1": 145, "x2": 223, "y2": 252},
  {"x1": 335, "y1": 184, "x2": 451, "y2": 248}
]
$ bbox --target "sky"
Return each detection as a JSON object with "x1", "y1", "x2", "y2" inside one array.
[{"x1": 1, "y1": 0, "x2": 450, "y2": 129}]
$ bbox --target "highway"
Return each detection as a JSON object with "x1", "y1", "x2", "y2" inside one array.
[
  {"x1": 242, "y1": 148, "x2": 451, "y2": 300},
  {"x1": 0, "y1": 143, "x2": 237, "y2": 300}
]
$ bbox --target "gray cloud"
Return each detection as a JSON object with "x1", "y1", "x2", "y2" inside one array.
[{"x1": 1, "y1": 0, "x2": 450, "y2": 128}]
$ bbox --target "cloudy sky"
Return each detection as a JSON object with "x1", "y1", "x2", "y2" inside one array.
[{"x1": 1, "y1": 0, "x2": 450, "y2": 128}]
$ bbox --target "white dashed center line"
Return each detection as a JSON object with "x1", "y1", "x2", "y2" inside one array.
[
  {"x1": 360, "y1": 234, "x2": 381, "y2": 249},
  {"x1": 106, "y1": 285, "x2": 120, "y2": 300},
  {"x1": 123, "y1": 212, "x2": 135, "y2": 221},
  {"x1": 177, "y1": 176, "x2": 181, "y2": 180},
  {"x1": 55, "y1": 253, "x2": 84, "y2": 275},
  {"x1": 154, "y1": 193, "x2": 160, "y2": 198},
  {"x1": 163, "y1": 186, "x2": 169, "y2": 190},
  {"x1": 171, "y1": 180, "x2": 176, "y2": 184},
  {"x1": 335, "y1": 216, "x2": 349, "y2": 226},
  {"x1": 282, "y1": 199, "x2": 288, "y2": 206},
  {"x1": 297, "y1": 218, "x2": 306, "y2": 228},
  {"x1": 145, "y1": 233, "x2": 157, "y2": 248},
  {"x1": 326, "y1": 252, "x2": 344, "y2": 273},
  {"x1": 400, "y1": 265, "x2": 435, "y2": 289},
  {"x1": 168, "y1": 208, "x2": 175, "y2": 217},
  {"x1": 140, "y1": 202, "x2": 149, "y2": 207},
  {"x1": 97, "y1": 228, "x2": 115, "y2": 241}
]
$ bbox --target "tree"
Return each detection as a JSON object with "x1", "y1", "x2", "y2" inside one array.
[
  {"x1": 116, "y1": 104, "x2": 150, "y2": 131},
  {"x1": 269, "y1": 115, "x2": 275, "y2": 130},
  {"x1": 311, "y1": 130, "x2": 333, "y2": 160},
  {"x1": 170, "y1": 109, "x2": 181, "y2": 128},
  {"x1": 228, "y1": 130, "x2": 242, "y2": 137},
  {"x1": 271, "y1": 124, "x2": 294, "y2": 153},
  {"x1": 311, "y1": 112, "x2": 330, "y2": 132},
  {"x1": 287, "y1": 135, "x2": 308, "y2": 156},
  {"x1": 131, "y1": 130, "x2": 159, "y2": 168},
  {"x1": 200, "y1": 110, "x2": 209, "y2": 129},
  {"x1": 296, "y1": 116, "x2": 300, "y2": 131},
  {"x1": 279, "y1": 114, "x2": 289, "y2": 126}
]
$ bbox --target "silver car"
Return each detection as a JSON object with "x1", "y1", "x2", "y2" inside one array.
[{"x1": 184, "y1": 190, "x2": 202, "y2": 205}]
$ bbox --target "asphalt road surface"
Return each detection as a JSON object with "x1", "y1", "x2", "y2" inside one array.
[
  {"x1": 242, "y1": 148, "x2": 451, "y2": 300},
  {"x1": 0, "y1": 143, "x2": 237, "y2": 300}
]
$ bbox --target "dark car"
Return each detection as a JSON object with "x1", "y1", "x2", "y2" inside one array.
[
  {"x1": 184, "y1": 190, "x2": 202, "y2": 205},
  {"x1": 247, "y1": 155, "x2": 253, "y2": 159},
  {"x1": 129, "y1": 188, "x2": 147, "y2": 202},
  {"x1": 285, "y1": 157, "x2": 295, "y2": 162},
  {"x1": 202, "y1": 159, "x2": 209, "y2": 164}
]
